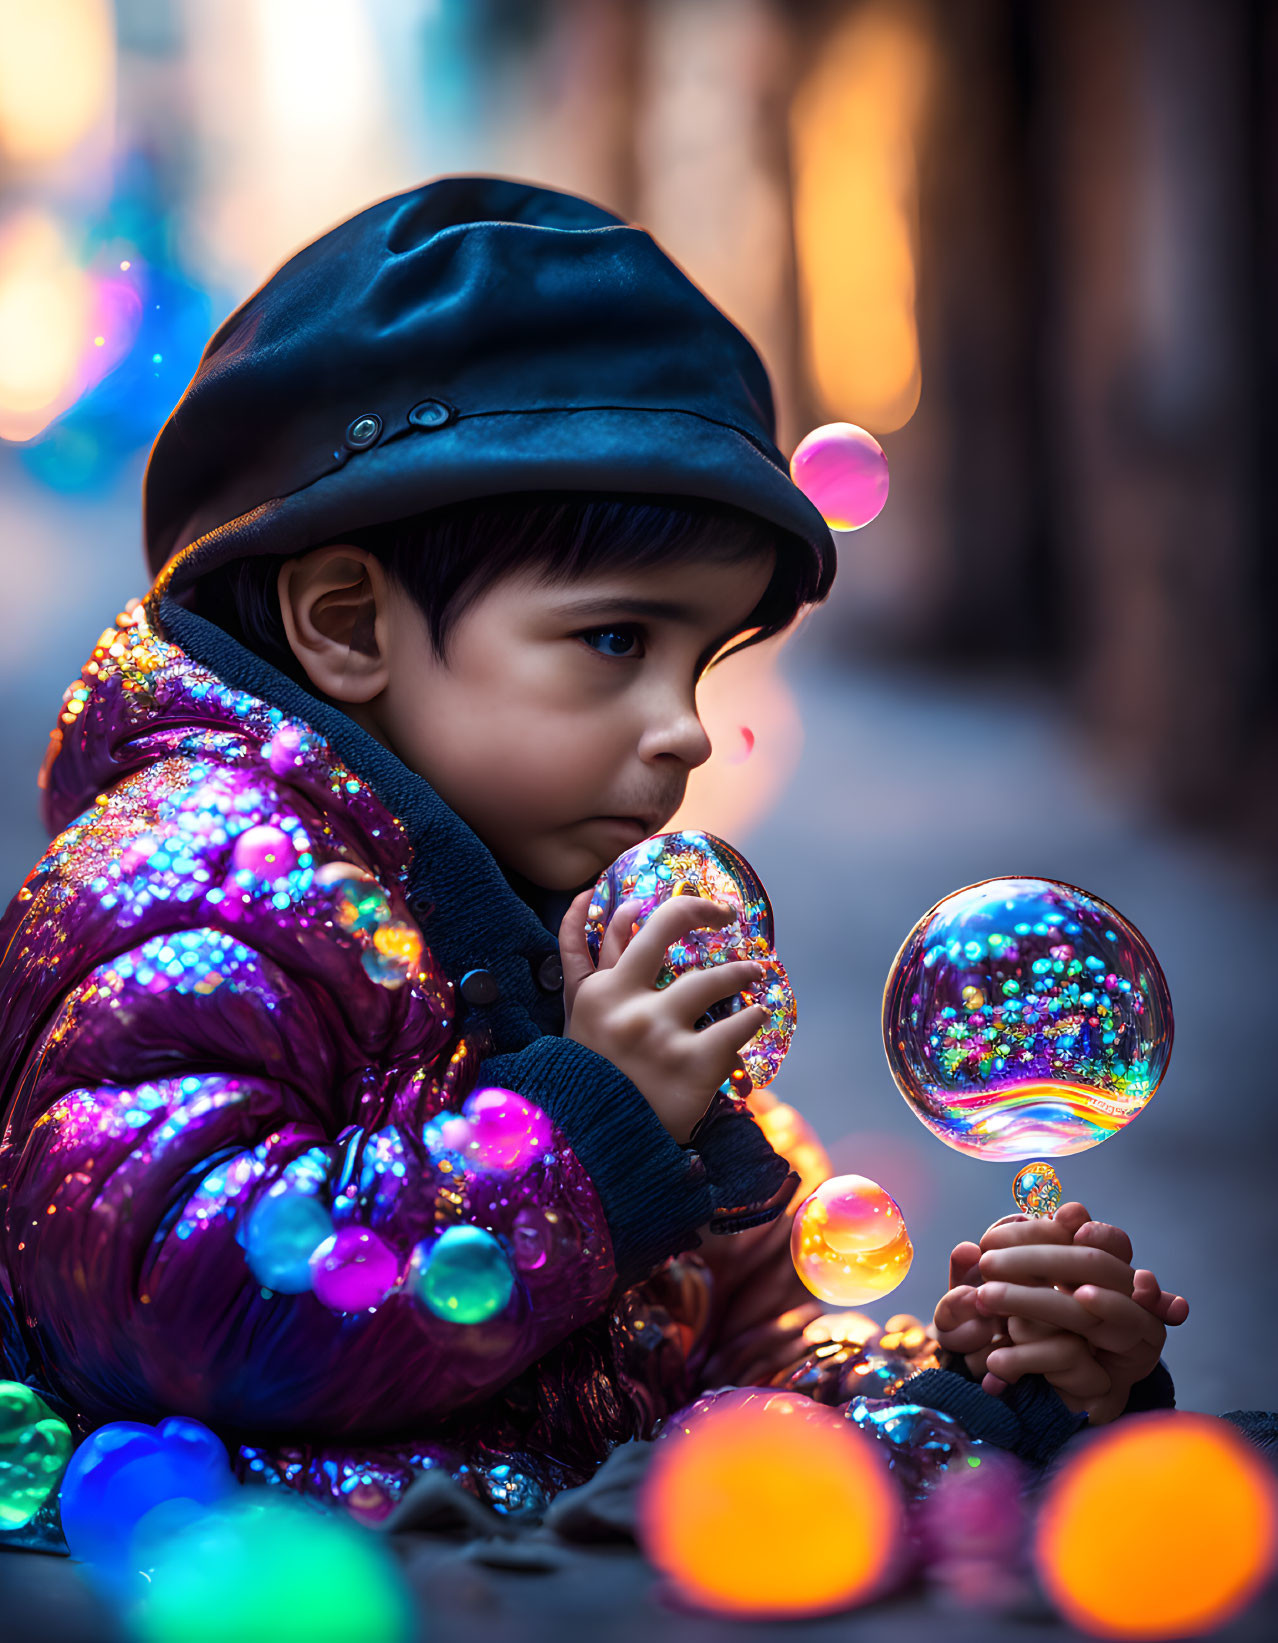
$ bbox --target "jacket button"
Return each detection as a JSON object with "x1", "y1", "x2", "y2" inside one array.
[
  {"x1": 534, "y1": 954, "x2": 563, "y2": 992},
  {"x1": 344, "y1": 412, "x2": 382, "y2": 449},
  {"x1": 683, "y1": 1148, "x2": 706, "y2": 1181},
  {"x1": 408, "y1": 398, "x2": 456, "y2": 430},
  {"x1": 459, "y1": 968, "x2": 500, "y2": 1006}
]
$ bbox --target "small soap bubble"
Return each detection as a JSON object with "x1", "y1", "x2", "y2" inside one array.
[
  {"x1": 410, "y1": 1225, "x2": 514, "y2": 1324},
  {"x1": 244, "y1": 1190, "x2": 332, "y2": 1293},
  {"x1": 1011, "y1": 1162, "x2": 1062, "y2": 1218},
  {"x1": 586, "y1": 831, "x2": 795, "y2": 1089},
  {"x1": 789, "y1": 422, "x2": 890, "y2": 532},
  {"x1": 309, "y1": 1226, "x2": 399, "y2": 1312},
  {"x1": 883, "y1": 877, "x2": 1173, "y2": 1162},
  {"x1": 790, "y1": 1174, "x2": 913, "y2": 1307}
]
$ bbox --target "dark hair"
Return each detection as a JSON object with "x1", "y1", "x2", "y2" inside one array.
[{"x1": 193, "y1": 491, "x2": 832, "y2": 685}]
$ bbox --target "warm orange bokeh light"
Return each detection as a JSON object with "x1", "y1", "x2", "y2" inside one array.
[
  {"x1": 752, "y1": 1099, "x2": 831, "y2": 1204},
  {"x1": 1035, "y1": 1413, "x2": 1276, "y2": 1640},
  {"x1": 790, "y1": 0, "x2": 932, "y2": 432},
  {"x1": 640, "y1": 1394, "x2": 901, "y2": 1618}
]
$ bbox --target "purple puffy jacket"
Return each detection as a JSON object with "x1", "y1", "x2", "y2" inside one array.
[{"x1": 0, "y1": 599, "x2": 802, "y2": 1521}]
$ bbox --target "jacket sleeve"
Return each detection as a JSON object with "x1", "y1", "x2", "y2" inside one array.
[{"x1": 0, "y1": 767, "x2": 719, "y2": 1437}]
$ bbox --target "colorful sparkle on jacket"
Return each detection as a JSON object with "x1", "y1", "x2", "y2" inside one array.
[{"x1": 0, "y1": 599, "x2": 795, "y2": 1524}]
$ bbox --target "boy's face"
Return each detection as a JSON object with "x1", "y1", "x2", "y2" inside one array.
[{"x1": 278, "y1": 545, "x2": 776, "y2": 891}]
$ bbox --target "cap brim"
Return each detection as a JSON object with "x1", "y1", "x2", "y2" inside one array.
[{"x1": 151, "y1": 406, "x2": 834, "y2": 598}]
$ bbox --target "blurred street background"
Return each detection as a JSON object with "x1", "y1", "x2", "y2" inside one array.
[{"x1": 3, "y1": 0, "x2": 1277, "y2": 1416}]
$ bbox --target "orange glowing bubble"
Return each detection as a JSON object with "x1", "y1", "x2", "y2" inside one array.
[
  {"x1": 640, "y1": 1393, "x2": 902, "y2": 1618},
  {"x1": 754, "y1": 1101, "x2": 831, "y2": 1204},
  {"x1": 1035, "y1": 1413, "x2": 1277, "y2": 1640},
  {"x1": 790, "y1": 1174, "x2": 913, "y2": 1306}
]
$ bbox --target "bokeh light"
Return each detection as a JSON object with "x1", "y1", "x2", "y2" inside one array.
[
  {"x1": 132, "y1": 1493, "x2": 413, "y2": 1643},
  {"x1": 1035, "y1": 1413, "x2": 1276, "y2": 1639},
  {"x1": 0, "y1": 1381, "x2": 72, "y2": 1529},
  {"x1": 642, "y1": 1390, "x2": 902, "y2": 1618},
  {"x1": 883, "y1": 877, "x2": 1173, "y2": 1162},
  {"x1": 790, "y1": 1173, "x2": 913, "y2": 1307}
]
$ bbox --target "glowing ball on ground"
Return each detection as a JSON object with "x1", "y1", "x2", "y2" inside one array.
[
  {"x1": 309, "y1": 1226, "x2": 399, "y2": 1311},
  {"x1": 409, "y1": 1224, "x2": 515, "y2": 1324},
  {"x1": 883, "y1": 877, "x2": 1173, "y2": 1162},
  {"x1": 0, "y1": 1382, "x2": 72, "y2": 1529},
  {"x1": 789, "y1": 422, "x2": 890, "y2": 531},
  {"x1": 1035, "y1": 1413, "x2": 1276, "y2": 1640},
  {"x1": 1012, "y1": 1161, "x2": 1062, "y2": 1218},
  {"x1": 791, "y1": 1174, "x2": 913, "y2": 1306},
  {"x1": 131, "y1": 1494, "x2": 413, "y2": 1643},
  {"x1": 585, "y1": 830, "x2": 795, "y2": 1090},
  {"x1": 244, "y1": 1189, "x2": 332, "y2": 1292},
  {"x1": 58, "y1": 1416, "x2": 234, "y2": 1578},
  {"x1": 641, "y1": 1390, "x2": 902, "y2": 1617}
]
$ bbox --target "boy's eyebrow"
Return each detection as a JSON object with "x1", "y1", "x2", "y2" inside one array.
[{"x1": 550, "y1": 595, "x2": 702, "y2": 624}]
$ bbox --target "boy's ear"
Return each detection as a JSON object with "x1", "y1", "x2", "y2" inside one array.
[{"x1": 276, "y1": 545, "x2": 390, "y2": 703}]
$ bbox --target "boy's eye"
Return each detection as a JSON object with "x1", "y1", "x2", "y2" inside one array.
[{"x1": 579, "y1": 626, "x2": 643, "y2": 658}]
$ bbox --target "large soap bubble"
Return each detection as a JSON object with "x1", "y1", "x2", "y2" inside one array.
[
  {"x1": 586, "y1": 831, "x2": 795, "y2": 1090},
  {"x1": 882, "y1": 877, "x2": 1172, "y2": 1162}
]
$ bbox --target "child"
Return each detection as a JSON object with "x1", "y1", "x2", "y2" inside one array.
[{"x1": 0, "y1": 177, "x2": 1182, "y2": 1526}]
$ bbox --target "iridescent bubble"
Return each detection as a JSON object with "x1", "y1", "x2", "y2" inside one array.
[
  {"x1": 845, "y1": 1400, "x2": 986, "y2": 1503},
  {"x1": 789, "y1": 422, "x2": 890, "y2": 532},
  {"x1": 409, "y1": 1225, "x2": 514, "y2": 1324},
  {"x1": 244, "y1": 1190, "x2": 332, "y2": 1293},
  {"x1": 883, "y1": 877, "x2": 1173, "y2": 1162},
  {"x1": 460, "y1": 1087, "x2": 553, "y2": 1172},
  {"x1": 1012, "y1": 1161, "x2": 1062, "y2": 1219},
  {"x1": 790, "y1": 1174, "x2": 913, "y2": 1306},
  {"x1": 585, "y1": 830, "x2": 795, "y2": 1090},
  {"x1": 309, "y1": 1227, "x2": 399, "y2": 1312},
  {"x1": 0, "y1": 1381, "x2": 72, "y2": 1530}
]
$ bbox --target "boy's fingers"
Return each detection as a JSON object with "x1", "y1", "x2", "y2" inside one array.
[
  {"x1": 1132, "y1": 1269, "x2": 1190, "y2": 1326},
  {"x1": 1074, "y1": 1220, "x2": 1134, "y2": 1264},
  {"x1": 985, "y1": 1335, "x2": 1111, "y2": 1399},
  {"x1": 613, "y1": 895, "x2": 735, "y2": 985},
  {"x1": 978, "y1": 1242, "x2": 1135, "y2": 1295},
  {"x1": 933, "y1": 1285, "x2": 997, "y2": 1353},
  {"x1": 980, "y1": 1216, "x2": 1077, "y2": 1252},
  {"x1": 1052, "y1": 1201, "x2": 1094, "y2": 1239},
  {"x1": 977, "y1": 1281, "x2": 1098, "y2": 1337},
  {"x1": 597, "y1": 896, "x2": 649, "y2": 970},
  {"x1": 694, "y1": 1001, "x2": 768, "y2": 1061},
  {"x1": 1071, "y1": 1284, "x2": 1165, "y2": 1353},
  {"x1": 948, "y1": 1240, "x2": 983, "y2": 1290},
  {"x1": 660, "y1": 959, "x2": 765, "y2": 1023},
  {"x1": 558, "y1": 889, "x2": 599, "y2": 999}
]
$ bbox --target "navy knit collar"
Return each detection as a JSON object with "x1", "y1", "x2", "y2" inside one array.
[{"x1": 151, "y1": 592, "x2": 562, "y2": 986}]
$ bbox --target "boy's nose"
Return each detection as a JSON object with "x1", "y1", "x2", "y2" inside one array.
[{"x1": 639, "y1": 701, "x2": 712, "y2": 770}]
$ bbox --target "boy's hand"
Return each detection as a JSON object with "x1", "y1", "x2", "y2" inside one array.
[
  {"x1": 558, "y1": 888, "x2": 767, "y2": 1145},
  {"x1": 933, "y1": 1201, "x2": 1189, "y2": 1425}
]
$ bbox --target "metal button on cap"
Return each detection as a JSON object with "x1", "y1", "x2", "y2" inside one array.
[
  {"x1": 344, "y1": 413, "x2": 382, "y2": 449},
  {"x1": 534, "y1": 954, "x2": 563, "y2": 992},
  {"x1": 408, "y1": 398, "x2": 456, "y2": 430},
  {"x1": 459, "y1": 968, "x2": 500, "y2": 1006}
]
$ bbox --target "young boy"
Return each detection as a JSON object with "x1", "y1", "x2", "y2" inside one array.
[{"x1": 0, "y1": 177, "x2": 1182, "y2": 1525}]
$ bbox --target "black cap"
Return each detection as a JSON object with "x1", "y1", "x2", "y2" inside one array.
[{"x1": 142, "y1": 175, "x2": 834, "y2": 598}]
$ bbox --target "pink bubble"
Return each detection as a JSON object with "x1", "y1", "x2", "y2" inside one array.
[
  {"x1": 265, "y1": 724, "x2": 305, "y2": 775},
  {"x1": 463, "y1": 1087, "x2": 554, "y2": 1172},
  {"x1": 309, "y1": 1226, "x2": 399, "y2": 1311},
  {"x1": 230, "y1": 824, "x2": 297, "y2": 881},
  {"x1": 790, "y1": 423, "x2": 889, "y2": 531}
]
